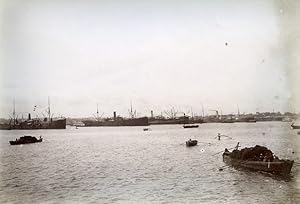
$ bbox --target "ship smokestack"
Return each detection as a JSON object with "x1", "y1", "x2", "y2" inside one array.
[
  {"x1": 151, "y1": 110, "x2": 154, "y2": 118},
  {"x1": 113, "y1": 111, "x2": 116, "y2": 120},
  {"x1": 28, "y1": 113, "x2": 31, "y2": 120}
]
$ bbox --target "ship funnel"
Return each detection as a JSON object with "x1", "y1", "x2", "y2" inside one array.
[
  {"x1": 113, "y1": 111, "x2": 116, "y2": 120},
  {"x1": 28, "y1": 113, "x2": 31, "y2": 120}
]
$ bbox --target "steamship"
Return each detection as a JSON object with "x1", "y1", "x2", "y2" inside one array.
[
  {"x1": 82, "y1": 111, "x2": 149, "y2": 127},
  {"x1": 0, "y1": 99, "x2": 66, "y2": 130},
  {"x1": 82, "y1": 104, "x2": 149, "y2": 127}
]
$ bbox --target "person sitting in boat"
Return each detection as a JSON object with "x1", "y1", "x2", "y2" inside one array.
[
  {"x1": 259, "y1": 153, "x2": 264, "y2": 161},
  {"x1": 263, "y1": 155, "x2": 268, "y2": 162},
  {"x1": 39, "y1": 136, "x2": 42, "y2": 140}
]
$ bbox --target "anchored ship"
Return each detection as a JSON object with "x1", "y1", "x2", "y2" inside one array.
[
  {"x1": 82, "y1": 116, "x2": 149, "y2": 127},
  {"x1": 0, "y1": 98, "x2": 66, "y2": 130},
  {"x1": 82, "y1": 104, "x2": 149, "y2": 127}
]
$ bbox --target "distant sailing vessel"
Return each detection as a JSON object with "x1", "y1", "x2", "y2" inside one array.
[
  {"x1": 82, "y1": 103, "x2": 149, "y2": 127},
  {"x1": 235, "y1": 105, "x2": 256, "y2": 123},
  {"x1": 0, "y1": 98, "x2": 66, "y2": 130}
]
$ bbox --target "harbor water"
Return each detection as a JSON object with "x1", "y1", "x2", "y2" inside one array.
[{"x1": 0, "y1": 122, "x2": 299, "y2": 203}]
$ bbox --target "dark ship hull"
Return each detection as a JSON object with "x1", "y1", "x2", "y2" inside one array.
[
  {"x1": 183, "y1": 124, "x2": 199, "y2": 128},
  {"x1": 186, "y1": 140, "x2": 198, "y2": 147},
  {"x1": 236, "y1": 117, "x2": 256, "y2": 123},
  {"x1": 10, "y1": 136, "x2": 43, "y2": 145},
  {"x1": 1, "y1": 118, "x2": 66, "y2": 130},
  {"x1": 82, "y1": 117, "x2": 149, "y2": 127},
  {"x1": 148, "y1": 117, "x2": 195, "y2": 125}
]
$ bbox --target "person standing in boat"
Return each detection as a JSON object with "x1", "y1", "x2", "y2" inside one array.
[{"x1": 235, "y1": 142, "x2": 240, "y2": 150}]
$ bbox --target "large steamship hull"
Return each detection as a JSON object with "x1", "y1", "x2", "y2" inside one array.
[
  {"x1": 83, "y1": 117, "x2": 149, "y2": 127},
  {"x1": 0, "y1": 118, "x2": 66, "y2": 130}
]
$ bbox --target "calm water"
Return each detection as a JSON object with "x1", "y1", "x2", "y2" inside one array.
[{"x1": 0, "y1": 122, "x2": 299, "y2": 203}]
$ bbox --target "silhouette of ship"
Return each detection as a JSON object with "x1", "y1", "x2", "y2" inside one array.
[
  {"x1": 82, "y1": 116, "x2": 149, "y2": 127},
  {"x1": 10, "y1": 135, "x2": 43, "y2": 145},
  {"x1": 148, "y1": 109, "x2": 201, "y2": 125},
  {"x1": 82, "y1": 104, "x2": 149, "y2": 127},
  {"x1": 0, "y1": 98, "x2": 66, "y2": 130}
]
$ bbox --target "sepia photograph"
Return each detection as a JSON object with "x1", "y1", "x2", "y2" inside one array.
[{"x1": 0, "y1": 0, "x2": 300, "y2": 203}]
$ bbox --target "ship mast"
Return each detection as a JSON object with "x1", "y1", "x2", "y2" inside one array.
[
  {"x1": 13, "y1": 98, "x2": 16, "y2": 126},
  {"x1": 92, "y1": 103, "x2": 104, "y2": 121},
  {"x1": 130, "y1": 102, "x2": 133, "y2": 118},
  {"x1": 48, "y1": 97, "x2": 51, "y2": 123},
  {"x1": 97, "y1": 103, "x2": 99, "y2": 121},
  {"x1": 128, "y1": 101, "x2": 136, "y2": 119}
]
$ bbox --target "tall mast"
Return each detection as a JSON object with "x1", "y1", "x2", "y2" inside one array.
[
  {"x1": 97, "y1": 103, "x2": 99, "y2": 120},
  {"x1": 48, "y1": 97, "x2": 51, "y2": 122},
  {"x1": 13, "y1": 98, "x2": 16, "y2": 125},
  {"x1": 129, "y1": 101, "x2": 136, "y2": 118},
  {"x1": 130, "y1": 101, "x2": 133, "y2": 118},
  {"x1": 237, "y1": 104, "x2": 240, "y2": 117},
  {"x1": 201, "y1": 104, "x2": 204, "y2": 117}
]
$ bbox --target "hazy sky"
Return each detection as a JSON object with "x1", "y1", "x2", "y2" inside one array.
[{"x1": 1, "y1": 0, "x2": 299, "y2": 118}]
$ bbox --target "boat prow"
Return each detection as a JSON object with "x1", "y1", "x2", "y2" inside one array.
[{"x1": 291, "y1": 123, "x2": 300, "y2": 129}]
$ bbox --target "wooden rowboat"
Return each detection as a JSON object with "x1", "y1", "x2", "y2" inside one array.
[{"x1": 186, "y1": 139, "x2": 198, "y2": 147}]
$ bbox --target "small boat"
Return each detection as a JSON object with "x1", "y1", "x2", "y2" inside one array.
[
  {"x1": 222, "y1": 145, "x2": 294, "y2": 175},
  {"x1": 186, "y1": 139, "x2": 198, "y2": 147},
  {"x1": 291, "y1": 123, "x2": 300, "y2": 129},
  {"x1": 9, "y1": 136, "x2": 43, "y2": 145},
  {"x1": 143, "y1": 128, "x2": 150, "y2": 131},
  {"x1": 183, "y1": 124, "x2": 199, "y2": 128}
]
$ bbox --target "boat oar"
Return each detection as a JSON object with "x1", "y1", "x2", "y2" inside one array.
[
  {"x1": 221, "y1": 135, "x2": 233, "y2": 139},
  {"x1": 214, "y1": 134, "x2": 232, "y2": 139},
  {"x1": 212, "y1": 147, "x2": 235, "y2": 156},
  {"x1": 218, "y1": 164, "x2": 231, "y2": 171},
  {"x1": 197, "y1": 141, "x2": 212, "y2": 145},
  {"x1": 205, "y1": 164, "x2": 231, "y2": 172}
]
